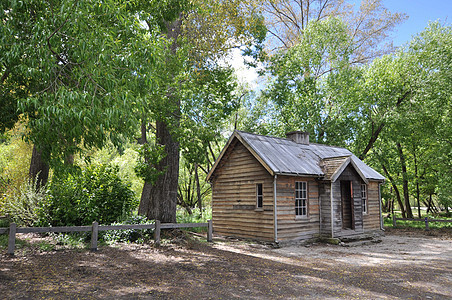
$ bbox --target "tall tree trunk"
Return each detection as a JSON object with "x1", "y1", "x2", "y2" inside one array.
[
  {"x1": 139, "y1": 16, "x2": 183, "y2": 223},
  {"x1": 29, "y1": 145, "x2": 50, "y2": 189},
  {"x1": 397, "y1": 143, "x2": 413, "y2": 218},
  {"x1": 142, "y1": 17, "x2": 182, "y2": 223},
  {"x1": 381, "y1": 163, "x2": 406, "y2": 218},
  {"x1": 195, "y1": 163, "x2": 202, "y2": 215},
  {"x1": 146, "y1": 120, "x2": 180, "y2": 223}
]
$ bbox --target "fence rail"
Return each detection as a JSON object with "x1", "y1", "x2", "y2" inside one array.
[
  {"x1": 1, "y1": 219, "x2": 213, "y2": 255},
  {"x1": 392, "y1": 215, "x2": 452, "y2": 230}
]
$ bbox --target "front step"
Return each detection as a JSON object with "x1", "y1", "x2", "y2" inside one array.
[
  {"x1": 339, "y1": 233, "x2": 383, "y2": 247},
  {"x1": 339, "y1": 238, "x2": 382, "y2": 247}
]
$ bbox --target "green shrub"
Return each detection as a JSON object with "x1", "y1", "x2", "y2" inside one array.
[
  {"x1": 102, "y1": 215, "x2": 154, "y2": 244},
  {"x1": 2, "y1": 176, "x2": 47, "y2": 226},
  {"x1": 39, "y1": 164, "x2": 136, "y2": 226}
]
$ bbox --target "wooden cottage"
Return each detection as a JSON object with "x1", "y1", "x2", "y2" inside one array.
[{"x1": 206, "y1": 131, "x2": 385, "y2": 244}]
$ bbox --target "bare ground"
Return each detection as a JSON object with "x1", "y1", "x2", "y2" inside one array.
[{"x1": 0, "y1": 229, "x2": 451, "y2": 299}]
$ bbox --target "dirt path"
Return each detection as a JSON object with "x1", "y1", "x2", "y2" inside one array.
[{"x1": 1, "y1": 230, "x2": 451, "y2": 299}]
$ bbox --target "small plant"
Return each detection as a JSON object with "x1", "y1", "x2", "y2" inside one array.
[
  {"x1": 102, "y1": 215, "x2": 154, "y2": 244},
  {"x1": 52, "y1": 232, "x2": 88, "y2": 249},
  {"x1": 2, "y1": 176, "x2": 47, "y2": 226},
  {"x1": 37, "y1": 241, "x2": 56, "y2": 252},
  {"x1": 0, "y1": 217, "x2": 9, "y2": 228}
]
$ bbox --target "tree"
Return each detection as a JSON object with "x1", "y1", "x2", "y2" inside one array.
[
  {"x1": 1, "y1": 0, "x2": 159, "y2": 186},
  {"x1": 248, "y1": 13, "x2": 451, "y2": 217},
  {"x1": 137, "y1": 0, "x2": 266, "y2": 222},
  {"x1": 255, "y1": 17, "x2": 362, "y2": 145},
  {"x1": 261, "y1": 0, "x2": 406, "y2": 61},
  {"x1": 246, "y1": 0, "x2": 406, "y2": 145},
  {"x1": 361, "y1": 22, "x2": 452, "y2": 216}
]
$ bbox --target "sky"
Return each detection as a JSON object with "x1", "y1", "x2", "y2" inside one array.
[
  {"x1": 231, "y1": 0, "x2": 451, "y2": 88},
  {"x1": 381, "y1": 0, "x2": 451, "y2": 46}
]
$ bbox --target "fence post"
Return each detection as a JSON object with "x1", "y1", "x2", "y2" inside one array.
[
  {"x1": 424, "y1": 217, "x2": 429, "y2": 231},
  {"x1": 154, "y1": 220, "x2": 160, "y2": 246},
  {"x1": 91, "y1": 221, "x2": 98, "y2": 251},
  {"x1": 7, "y1": 223, "x2": 16, "y2": 255},
  {"x1": 207, "y1": 219, "x2": 213, "y2": 243},
  {"x1": 392, "y1": 214, "x2": 396, "y2": 227}
]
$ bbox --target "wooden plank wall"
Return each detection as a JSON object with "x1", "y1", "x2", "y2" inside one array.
[
  {"x1": 319, "y1": 181, "x2": 332, "y2": 237},
  {"x1": 363, "y1": 181, "x2": 381, "y2": 231},
  {"x1": 211, "y1": 142, "x2": 275, "y2": 241},
  {"x1": 332, "y1": 165, "x2": 364, "y2": 237},
  {"x1": 275, "y1": 176, "x2": 320, "y2": 241}
]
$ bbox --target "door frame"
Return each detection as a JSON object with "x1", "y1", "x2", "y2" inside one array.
[{"x1": 340, "y1": 180, "x2": 355, "y2": 230}]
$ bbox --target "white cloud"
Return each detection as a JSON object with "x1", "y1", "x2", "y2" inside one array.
[{"x1": 227, "y1": 48, "x2": 260, "y2": 90}]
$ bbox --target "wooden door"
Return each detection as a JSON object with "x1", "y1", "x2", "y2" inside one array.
[{"x1": 340, "y1": 181, "x2": 354, "y2": 229}]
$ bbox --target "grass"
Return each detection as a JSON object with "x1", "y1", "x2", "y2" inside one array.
[
  {"x1": 384, "y1": 211, "x2": 452, "y2": 229},
  {"x1": 176, "y1": 206, "x2": 212, "y2": 233},
  {"x1": 0, "y1": 234, "x2": 30, "y2": 251}
]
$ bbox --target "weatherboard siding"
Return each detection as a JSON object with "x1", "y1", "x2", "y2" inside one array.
[
  {"x1": 319, "y1": 181, "x2": 332, "y2": 237},
  {"x1": 275, "y1": 176, "x2": 320, "y2": 241},
  {"x1": 211, "y1": 142, "x2": 275, "y2": 242},
  {"x1": 363, "y1": 181, "x2": 381, "y2": 231}
]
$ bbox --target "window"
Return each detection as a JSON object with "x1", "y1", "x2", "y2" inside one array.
[
  {"x1": 295, "y1": 181, "x2": 307, "y2": 217},
  {"x1": 256, "y1": 183, "x2": 263, "y2": 208},
  {"x1": 361, "y1": 184, "x2": 367, "y2": 214}
]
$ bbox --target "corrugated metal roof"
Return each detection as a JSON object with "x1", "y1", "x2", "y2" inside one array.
[{"x1": 237, "y1": 131, "x2": 385, "y2": 181}]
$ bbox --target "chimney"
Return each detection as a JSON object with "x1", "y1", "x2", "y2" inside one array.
[{"x1": 286, "y1": 131, "x2": 309, "y2": 145}]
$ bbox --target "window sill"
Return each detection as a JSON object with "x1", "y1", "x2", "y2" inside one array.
[
  {"x1": 295, "y1": 216, "x2": 308, "y2": 221},
  {"x1": 255, "y1": 208, "x2": 264, "y2": 212}
]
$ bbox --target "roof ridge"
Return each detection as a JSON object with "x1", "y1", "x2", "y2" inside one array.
[
  {"x1": 235, "y1": 130, "x2": 288, "y2": 141},
  {"x1": 236, "y1": 130, "x2": 349, "y2": 151},
  {"x1": 229, "y1": 130, "x2": 385, "y2": 181}
]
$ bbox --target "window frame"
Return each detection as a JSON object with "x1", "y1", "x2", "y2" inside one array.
[
  {"x1": 295, "y1": 181, "x2": 308, "y2": 218},
  {"x1": 256, "y1": 183, "x2": 263, "y2": 209},
  {"x1": 361, "y1": 183, "x2": 368, "y2": 214}
]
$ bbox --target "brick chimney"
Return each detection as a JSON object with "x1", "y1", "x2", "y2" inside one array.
[{"x1": 286, "y1": 131, "x2": 309, "y2": 145}]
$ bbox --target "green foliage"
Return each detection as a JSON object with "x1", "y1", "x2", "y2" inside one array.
[
  {"x1": 1, "y1": 0, "x2": 163, "y2": 164},
  {"x1": 0, "y1": 123, "x2": 33, "y2": 208},
  {"x1": 365, "y1": 22, "x2": 452, "y2": 215},
  {"x1": 176, "y1": 206, "x2": 212, "y2": 233},
  {"x1": 39, "y1": 164, "x2": 136, "y2": 226},
  {"x1": 102, "y1": 215, "x2": 154, "y2": 244},
  {"x1": 0, "y1": 217, "x2": 9, "y2": 228},
  {"x1": 177, "y1": 206, "x2": 211, "y2": 224},
  {"x1": 135, "y1": 143, "x2": 167, "y2": 184},
  {"x1": 179, "y1": 66, "x2": 240, "y2": 165},
  {"x1": 80, "y1": 141, "x2": 144, "y2": 198},
  {"x1": 248, "y1": 19, "x2": 451, "y2": 216},
  {"x1": 250, "y1": 18, "x2": 360, "y2": 145},
  {"x1": 2, "y1": 176, "x2": 47, "y2": 226}
]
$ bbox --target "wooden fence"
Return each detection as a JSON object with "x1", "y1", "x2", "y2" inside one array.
[
  {"x1": 0, "y1": 219, "x2": 213, "y2": 255},
  {"x1": 392, "y1": 215, "x2": 452, "y2": 230}
]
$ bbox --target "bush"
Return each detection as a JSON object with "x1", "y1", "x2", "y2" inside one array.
[
  {"x1": 0, "y1": 125, "x2": 33, "y2": 213},
  {"x1": 39, "y1": 164, "x2": 136, "y2": 226},
  {"x1": 2, "y1": 176, "x2": 47, "y2": 226},
  {"x1": 102, "y1": 215, "x2": 154, "y2": 244}
]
